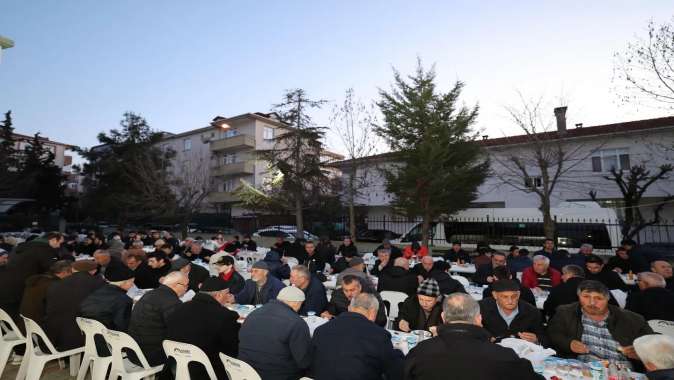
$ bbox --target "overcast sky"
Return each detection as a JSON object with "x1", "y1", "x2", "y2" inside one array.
[{"x1": 1, "y1": 1, "x2": 672, "y2": 158}]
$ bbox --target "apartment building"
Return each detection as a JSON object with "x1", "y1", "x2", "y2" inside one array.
[{"x1": 160, "y1": 112, "x2": 343, "y2": 217}]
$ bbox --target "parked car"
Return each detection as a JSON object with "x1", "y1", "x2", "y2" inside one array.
[
  {"x1": 356, "y1": 229, "x2": 401, "y2": 242},
  {"x1": 252, "y1": 227, "x2": 318, "y2": 242}
]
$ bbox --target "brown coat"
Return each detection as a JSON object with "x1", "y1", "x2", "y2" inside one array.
[{"x1": 19, "y1": 274, "x2": 60, "y2": 328}]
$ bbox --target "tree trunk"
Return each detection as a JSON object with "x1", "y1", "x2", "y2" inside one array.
[
  {"x1": 348, "y1": 203, "x2": 356, "y2": 241},
  {"x1": 421, "y1": 211, "x2": 431, "y2": 248},
  {"x1": 541, "y1": 200, "x2": 555, "y2": 240},
  {"x1": 295, "y1": 197, "x2": 304, "y2": 238}
]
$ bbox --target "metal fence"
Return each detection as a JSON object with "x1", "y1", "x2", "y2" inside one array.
[{"x1": 233, "y1": 214, "x2": 674, "y2": 252}]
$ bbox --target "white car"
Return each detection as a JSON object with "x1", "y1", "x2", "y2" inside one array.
[{"x1": 252, "y1": 227, "x2": 318, "y2": 242}]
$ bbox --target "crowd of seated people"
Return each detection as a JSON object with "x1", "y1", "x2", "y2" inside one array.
[{"x1": 1, "y1": 229, "x2": 674, "y2": 380}]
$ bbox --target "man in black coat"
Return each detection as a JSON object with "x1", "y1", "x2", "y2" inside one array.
[
  {"x1": 373, "y1": 239, "x2": 403, "y2": 261},
  {"x1": 301, "y1": 240, "x2": 326, "y2": 275},
  {"x1": 370, "y1": 248, "x2": 393, "y2": 277},
  {"x1": 481, "y1": 265, "x2": 535, "y2": 307},
  {"x1": 444, "y1": 241, "x2": 471, "y2": 263},
  {"x1": 166, "y1": 277, "x2": 240, "y2": 380},
  {"x1": 377, "y1": 257, "x2": 419, "y2": 297},
  {"x1": 128, "y1": 271, "x2": 188, "y2": 366},
  {"x1": 212, "y1": 255, "x2": 246, "y2": 294},
  {"x1": 170, "y1": 258, "x2": 209, "y2": 292},
  {"x1": 474, "y1": 252, "x2": 508, "y2": 285},
  {"x1": 584, "y1": 254, "x2": 628, "y2": 291},
  {"x1": 410, "y1": 256, "x2": 439, "y2": 281},
  {"x1": 547, "y1": 280, "x2": 652, "y2": 367},
  {"x1": 651, "y1": 260, "x2": 674, "y2": 292},
  {"x1": 80, "y1": 266, "x2": 135, "y2": 355},
  {"x1": 92, "y1": 249, "x2": 127, "y2": 278},
  {"x1": 290, "y1": 265, "x2": 328, "y2": 315},
  {"x1": 239, "y1": 287, "x2": 312, "y2": 380},
  {"x1": 311, "y1": 293, "x2": 404, "y2": 380},
  {"x1": 44, "y1": 259, "x2": 105, "y2": 350},
  {"x1": 134, "y1": 251, "x2": 172, "y2": 289},
  {"x1": 396, "y1": 279, "x2": 443, "y2": 334},
  {"x1": 479, "y1": 280, "x2": 545, "y2": 344},
  {"x1": 0, "y1": 232, "x2": 61, "y2": 324},
  {"x1": 404, "y1": 293, "x2": 543, "y2": 380},
  {"x1": 544, "y1": 264, "x2": 586, "y2": 319},
  {"x1": 322, "y1": 275, "x2": 388, "y2": 327},
  {"x1": 626, "y1": 272, "x2": 674, "y2": 322}
]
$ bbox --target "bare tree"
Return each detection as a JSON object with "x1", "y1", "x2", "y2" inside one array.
[
  {"x1": 169, "y1": 150, "x2": 211, "y2": 239},
  {"x1": 490, "y1": 94, "x2": 601, "y2": 239},
  {"x1": 614, "y1": 18, "x2": 674, "y2": 109},
  {"x1": 330, "y1": 88, "x2": 380, "y2": 240},
  {"x1": 591, "y1": 164, "x2": 674, "y2": 239}
]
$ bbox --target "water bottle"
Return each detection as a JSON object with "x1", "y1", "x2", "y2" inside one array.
[{"x1": 607, "y1": 362, "x2": 618, "y2": 380}]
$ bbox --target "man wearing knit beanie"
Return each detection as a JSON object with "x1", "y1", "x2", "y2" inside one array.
[{"x1": 396, "y1": 278, "x2": 444, "y2": 334}]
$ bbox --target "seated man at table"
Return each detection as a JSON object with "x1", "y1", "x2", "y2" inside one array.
[
  {"x1": 444, "y1": 241, "x2": 471, "y2": 263},
  {"x1": 633, "y1": 334, "x2": 674, "y2": 380},
  {"x1": 371, "y1": 248, "x2": 393, "y2": 277},
  {"x1": 230, "y1": 261, "x2": 284, "y2": 305},
  {"x1": 479, "y1": 279, "x2": 544, "y2": 344},
  {"x1": 134, "y1": 251, "x2": 172, "y2": 289},
  {"x1": 373, "y1": 239, "x2": 403, "y2": 261},
  {"x1": 92, "y1": 249, "x2": 126, "y2": 278},
  {"x1": 331, "y1": 250, "x2": 354, "y2": 274},
  {"x1": 402, "y1": 241, "x2": 429, "y2": 260},
  {"x1": 301, "y1": 240, "x2": 326, "y2": 276},
  {"x1": 411, "y1": 255, "x2": 438, "y2": 281},
  {"x1": 262, "y1": 249, "x2": 291, "y2": 280},
  {"x1": 165, "y1": 277, "x2": 240, "y2": 380},
  {"x1": 212, "y1": 255, "x2": 246, "y2": 294},
  {"x1": 290, "y1": 265, "x2": 328, "y2": 315},
  {"x1": 606, "y1": 247, "x2": 632, "y2": 274},
  {"x1": 378, "y1": 257, "x2": 419, "y2": 297},
  {"x1": 547, "y1": 280, "x2": 652, "y2": 369},
  {"x1": 521, "y1": 255, "x2": 561, "y2": 291},
  {"x1": 336, "y1": 256, "x2": 376, "y2": 291},
  {"x1": 311, "y1": 293, "x2": 404, "y2": 380},
  {"x1": 584, "y1": 254, "x2": 628, "y2": 291},
  {"x1": 474, "y1": 251, "x2": 507, "y2": 285},
  {"x1": 396, "y1": 278, "x2": 443, "y2": 334},
  {"x1": 651, "y1": 260, "x2": 674, "y2": 291},
  {"x1": 171, "y1": 257, "x2": 209, "y2": 292},
  {"x1": 544, "y1": 264, "x2": 586, "y2": 319},
  {"x1": 482, "y1": 265, "x2": 536, "y2": 307},
  {"x1": 128, "y1": 271, "x2": 188, "y2": 366},
  {"x1": 241, "y1": 234, "x2": 257, "y2": 251},
  {"x1": 626, "y1": 272, "x2": 674, "y2": 322},
  {"x1": 239, "y1": 286, "x2": 312, "y2": 380},
  {"x1": 322, "y1": 275, "x2": 387, "y2": 327},
  {"x1": 508, "y1": 247, "x2": 534, "y2": 274},
  {"x1": 404, "y1": 293, "x2": 543, "y2": 380}
]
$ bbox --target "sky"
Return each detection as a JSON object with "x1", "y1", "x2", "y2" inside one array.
[{"x1": 1, "y1": 1, "x2": 672, "y2": 160}]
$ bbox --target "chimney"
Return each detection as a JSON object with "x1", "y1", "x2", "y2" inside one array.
[
  {"x1": 554, "y1": 106, "x2": 567, "y2": 133},
  {"x1": 482, "y1": 135, "x2": 489, "y2": 140}
]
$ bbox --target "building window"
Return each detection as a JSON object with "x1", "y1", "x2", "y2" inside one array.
[
  {"x1": 525, "y1": 176, "x2": 543, "y2": 189},
  {"x1": 263, "y1": 127, "x2": 274, "y2": 140},
  {"x1": 183, "y1": 138, "x2": 191, "y2": 151},
  {"x1": 223, "y1": 154, "x2": 237, "y2": 165},
  {"x1": 224, "y1": 179, "x2": 236, "y2": 192},
  {"x1": 224, "y1": 129, "x2": 239, "y2": 138},
  {"x1": 591, "y1": 148, "x2": 630, "y2": 172}
]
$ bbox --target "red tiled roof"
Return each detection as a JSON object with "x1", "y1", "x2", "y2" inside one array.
[{"x1": 481, "y1": 116, "x2": 674, "y2": 147}]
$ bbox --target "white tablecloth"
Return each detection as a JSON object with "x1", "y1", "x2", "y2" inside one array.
[
  {"x1": 620, "y1": 273, "x2": 636, "y2": 286},
  {"x1": 449, "y1": 262, "x2": 477, "y2": 274}
]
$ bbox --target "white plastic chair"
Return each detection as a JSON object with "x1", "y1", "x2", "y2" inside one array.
[
  {"x1": 16, "y1": 316, "x2": 84, "y2": 380},
  {"x1": 0, "y1": 308, "x2": 25, "y2": 378},
  {"x1": 163, "y1": 340, "x2": 217, "y2": 380},
  {"x1": 648, "y1": 319, "x2": 674, "y2": 337},
  {"x1": 103, "y1": 328, "x2": 163, "y2": 380},
  {"x1": 379, "y1": 291, "x2": 408, "y2": 321},
  {"x1": 75, "y1": 317, "x2": 112, "y2": 380},
  {"x1": 219, "y1": 353, "x2": 262, "y2": 380},
  {"x1": 451, "y1": 275, "x2": 470, "y2": 288},
  {"x1": 610, "y1": 289, "x2": 627, "y2": 309}
]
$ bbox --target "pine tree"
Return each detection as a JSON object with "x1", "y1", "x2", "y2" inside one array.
[
  {"x1": 376, "y1": 61, "x2": 490, "y2": 247},
  {"x1": 0, "y1": 111, "x2": 17, "y2": 195},
  {"x1": 16, "y1": 133, "x2": 66, "y2": 211},
  {"x1": 257, "y1": 89, "x2": 330, "y2": 234}
]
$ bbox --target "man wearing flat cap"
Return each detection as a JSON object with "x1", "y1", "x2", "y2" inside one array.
[
  {"x1": 44, "y1": 259, "x2": 105, "y2": 350},
  {"x1": 396, "y1": 278, "x2": 444, "y2": 334},
  {"x1": 166, "y1": 277, "x2": 240, "y2": 380},
  {"x1": 239, "y1": 286, "x2": 312, "y2": 380},
  {"x1": 80, "y1": 266, "x2": 135, "y2": 354},
  {"x1": 228, "y1": 260, "x2": 285, "y2": 305}
]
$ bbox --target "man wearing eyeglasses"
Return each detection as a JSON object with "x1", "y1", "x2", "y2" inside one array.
[{"x1": 128, "y1": 271, "x2": 189, "y2": 367}]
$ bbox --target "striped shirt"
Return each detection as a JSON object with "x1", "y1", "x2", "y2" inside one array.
[{"x1": 578, "y1": 313, "x2": 632, "y2": 369}]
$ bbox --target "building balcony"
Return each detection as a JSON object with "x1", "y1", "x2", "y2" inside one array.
[
  {"x1": 211, "y1": 161, "x2": 255, "y2": 177},
  {"x1": 208, "y1": 191, "x2": 240, "y2": 203},
  {"x1": 210, "y1": 135, "x2": 256, "y2": 152}
]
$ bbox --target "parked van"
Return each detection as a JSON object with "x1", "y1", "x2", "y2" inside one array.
[{"x1": 391, "y1": 202, "x2": 621, "y2": 255}]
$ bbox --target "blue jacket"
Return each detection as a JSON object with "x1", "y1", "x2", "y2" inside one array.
[
  {"x1": 235, "y1": 275, "x2": 285, "y2": 305},
  {"x1": 310, "y1": 312, "x2": 404, "y2": 380},
  {"x1": 239, "y1": 300, "x2": 312, "y2": 380},
  {"x1": 299, "y1": 275, "x2": 328, "y2": 315}
]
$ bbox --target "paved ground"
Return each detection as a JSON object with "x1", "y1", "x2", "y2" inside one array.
[{"x1": 1, "y1": 359, "x2": 74, "y2": 380}]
